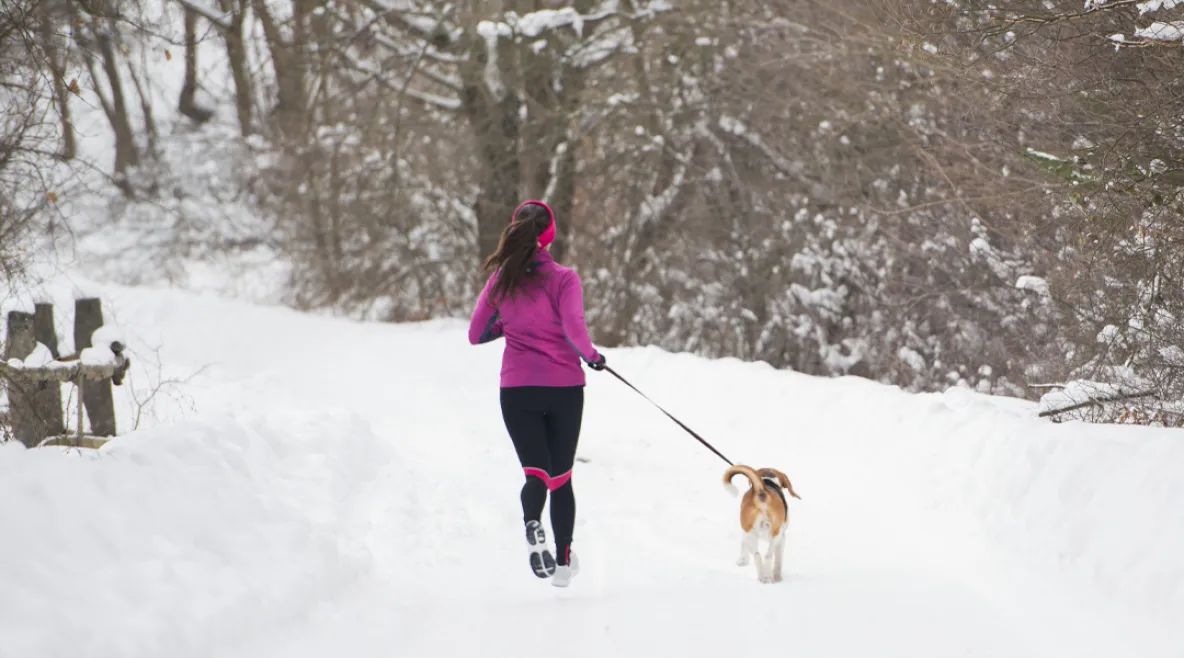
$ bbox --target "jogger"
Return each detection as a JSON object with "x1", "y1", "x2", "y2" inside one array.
[{"x1": 468, "y1": 199, "x2": 606, "y2": 587}]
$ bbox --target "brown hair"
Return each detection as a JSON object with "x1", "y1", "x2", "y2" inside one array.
[{"x1": 480, "y1": 202, "x2": 552, "y2": 303}]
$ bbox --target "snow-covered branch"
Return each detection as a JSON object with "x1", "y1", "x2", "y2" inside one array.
[
  {"x1": 1132, "y1": 20, "x2": 1184, "y2": 42},
  {"x1": 171, "y1": 0, "x2": 233, "y2": 31},
  {"x1": 323, "y1": 5, "x2": 465, "y2": 68},
  {"x1": 476, "y1": 20, "x2": 511, "y2": 102},
  {"x1": 715, "y1": 115, "x2": 805, "y2": 180},
  {"x1": 636, "y1": 146, "x2": 693, "y2": 230},
  {"x1": 400, "y1": 86, "x2": 463, "y2": 111},
  {"x1": 332, "y1": 50, "x2": 462, "y2": 110},
  {"x1": 479, "y1": 6, "x2": 620, "y2": 41},
  {"x1": 1102, "y1": 0, "x2": 1184, "y2": 45},
  {"x1": 543, "y1": 137, "x2": 570, "y2": 202},
  {"x1": 356, "y1": 0, "x2": 462, "y2": 47},
  {"x1": 1037, "y1": 381, "x2": 1158, "y2": 418}
]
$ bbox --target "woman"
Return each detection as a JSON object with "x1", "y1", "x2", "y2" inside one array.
[{"x1": 468, "y1": 199, "x2": 606, "y2": 588}]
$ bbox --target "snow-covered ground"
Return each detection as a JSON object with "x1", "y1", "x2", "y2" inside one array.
[{"x1": 1, "y1": 273, "x2": 1182, "y2": 658}]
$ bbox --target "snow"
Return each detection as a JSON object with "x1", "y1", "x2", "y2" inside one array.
[
  {"x1": 22, "y1": 342, "x2": 56, "y2": 368},
  {"x1": 0, "y1": 413, "x2": 380, "y2": 658},
  {"x1": 637, "y1": 0, "x2": 673, "y2": 16},
  {"x1": 1, "y1": 273, "x2": 1182, "y2": 658},
  {"x1": 476, "y1": 19, "x2": 513, "y2": 40},
  {"x1": 1015, "y1": 275, "x2": 1050, "y2": 296},
  {"x1": 1026, "y1": 147, "x2": 1063, "y2": 161},
  {"x1": 1037, "y1": 379, "x2": 1132, "y2": 415},
  {"x1": 476, "y1": 20, "x2": 512, "y2": 101},
  {"x1": 91, "y1": 324, "x2": 126, "y2": 350},
  {"x1": 898, "y1": 345, "x2": 926, "y2": 371},
  {"x1": 516, "y1": 8, "x2": 585, "y2": 38},
  {"x1": 79, "y1": 344, "x2": 117, "y2": 367},
  {"x1": 1138, "y1": 0, "x2": 1184, "y2": 14},
  {"x1": 480, "y1": 6, "x2": 603, "y2": 44},
  {"x1": 1134, "y1": 21, "x2": 1184, "y2": 42},
  {"x1": 1097, "y1": 324, "x2": 1122, "y2": 344}
]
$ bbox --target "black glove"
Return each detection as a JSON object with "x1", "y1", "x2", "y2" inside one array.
[{"x1": 588, "y1": 354, "x2": 607, "y2": 371}]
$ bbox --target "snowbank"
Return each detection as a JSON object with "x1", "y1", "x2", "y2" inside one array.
[
  {"x1": 881, "y1": 386, "x2": 1182, "y2": 637},
  {"x1": 607, "y1": 353, "x2": 1184, "y2": 651},
  {"x1": 1, "y1": 273, "x2": 1180, "y2": 657},
  {"x1": 0, "y1": 408, "x2": 391, "y2": 658}
]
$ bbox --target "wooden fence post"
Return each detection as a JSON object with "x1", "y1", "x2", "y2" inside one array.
[
  {"x1": 32, "y1": 302, "x2": 65, "y2": 436},
  {"x1": 74, "y1": 298, "x2": 117, "y2": 437},
  {"x1": 3, "y1": 311, "x2": 41, "y2": 447}
]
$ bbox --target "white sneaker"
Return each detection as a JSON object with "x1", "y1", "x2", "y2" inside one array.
[
  {"x1": 551, "y1": 552, "x2": 578, "y2": 587},
  {"x1": 551, "y1": 565, "x2": 573, "y2": 587}
]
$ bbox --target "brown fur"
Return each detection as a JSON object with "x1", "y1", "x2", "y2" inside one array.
[{"x1": 723, "y1": 465, "x2": 798, "y2": 535}]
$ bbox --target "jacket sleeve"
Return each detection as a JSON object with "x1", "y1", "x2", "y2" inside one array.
[
  {"x1": 468, "y1": 274, "x2": 504, "y2": 345},
  {"x1": 556, "y1": 270, "x2": 601, "y2": 364}
]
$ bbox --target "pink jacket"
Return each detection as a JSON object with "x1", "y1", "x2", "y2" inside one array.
[{"x1": 468, "y1": 249, "x2": 602, "y2": 388}]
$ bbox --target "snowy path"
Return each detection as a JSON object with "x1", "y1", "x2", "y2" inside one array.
[{"x1": 2, "y1": 281, "x2": 1180, "y2": 658}]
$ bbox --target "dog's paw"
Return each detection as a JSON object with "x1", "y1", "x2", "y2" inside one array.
[{"x1": 736, "y1": 556, "x2": 749, "y2": 567}]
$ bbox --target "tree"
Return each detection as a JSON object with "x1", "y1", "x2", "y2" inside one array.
[
  {"x1": 904, "y1": 0, "x2": 1184, "y2": 419},
  {"x1": 1, "y1": 0, "x2": 70, "y2": 285}
]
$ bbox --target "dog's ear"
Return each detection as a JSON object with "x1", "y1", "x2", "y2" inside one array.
[{"x1": 767, "y1": 468, "x2": 801, "y2": 500}]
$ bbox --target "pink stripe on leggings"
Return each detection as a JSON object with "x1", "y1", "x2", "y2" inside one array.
[
  {"x1": 548, "y1": 469, "x2": 572, "y2": 491},
  {"x1": 523, "y1": 467, "x2": 573, "y2": 491}
]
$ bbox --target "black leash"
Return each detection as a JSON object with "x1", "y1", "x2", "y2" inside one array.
[{"x1": 603, "y1": 365, "x2": 734, "y2": 466}]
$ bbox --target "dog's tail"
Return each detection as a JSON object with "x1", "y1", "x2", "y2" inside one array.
[{"x1": 723, "y1": 465, "x2": 765, "y2": 498}]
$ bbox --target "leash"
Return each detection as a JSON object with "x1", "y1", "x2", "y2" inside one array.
[{"x1": 602, "y1": 365, "x2": 734, "y2": 466}]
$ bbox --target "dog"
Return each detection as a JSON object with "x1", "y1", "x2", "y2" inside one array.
[{"x1": 723, "y1": 465, "x2": 801, "y2": 583}]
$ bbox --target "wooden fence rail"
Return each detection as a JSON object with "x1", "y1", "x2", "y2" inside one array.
[{"x1": 1, "y1": 297, "x2": 131, "y2": 449}]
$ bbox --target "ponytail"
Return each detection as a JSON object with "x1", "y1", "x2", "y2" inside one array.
[{"x1": 481, "y1": 201, "x2": 554, "y2": 303}]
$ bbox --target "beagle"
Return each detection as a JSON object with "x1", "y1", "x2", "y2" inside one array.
[{"x1": 724, "y1": 465, "x2": 801, "y2": 583}]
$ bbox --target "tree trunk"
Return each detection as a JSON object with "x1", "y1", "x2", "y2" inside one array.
[
  {"x1": 607, "y1": 141, "x2": 698, "y2": 345},
  {"x1": 525, "y1": 52, "x2": 586, "y2": 263},
  {"x1": 547, "y1": 139, "x2": 579, "y2": 263},
  {"x1": 460, "y1": 31, "x2": 523, "y2": 262},
  {"x1": 73, "y1": 298, "x2": 117, "y2": 437},
  {"x1": 126, "y1": 58, "x2": 158, "y2": 155},
  {"x1": 87, "y1": 18, "x2": 140, "y2": 192},
  {"x1": 218, "y1": 0, "x2": 254, "y2": 135},
  {"x1": 38, "y1": 10, "x2": 76, "y2": 161},
  {"x1": 253, "y1": 0, "x2": 308, "y2": 138},
  {"x1": 471, "y1": 104, "x2": 523, "y2": 262},
  {"x1": 178, "y1": 8, "x2": 215, "y2": 124}
]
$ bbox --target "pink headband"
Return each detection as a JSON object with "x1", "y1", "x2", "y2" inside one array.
[{"x1": 512, "y1": 200, "x2": 556, "y2": 248}]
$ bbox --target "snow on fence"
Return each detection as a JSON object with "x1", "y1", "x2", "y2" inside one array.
[{"x1": 1, "y1": 298, "x2": 131, "y2": 449}]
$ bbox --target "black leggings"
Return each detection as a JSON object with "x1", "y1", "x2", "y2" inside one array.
[{"x1": 499, "y1": 385, "x2": 584, "y2": 566}]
